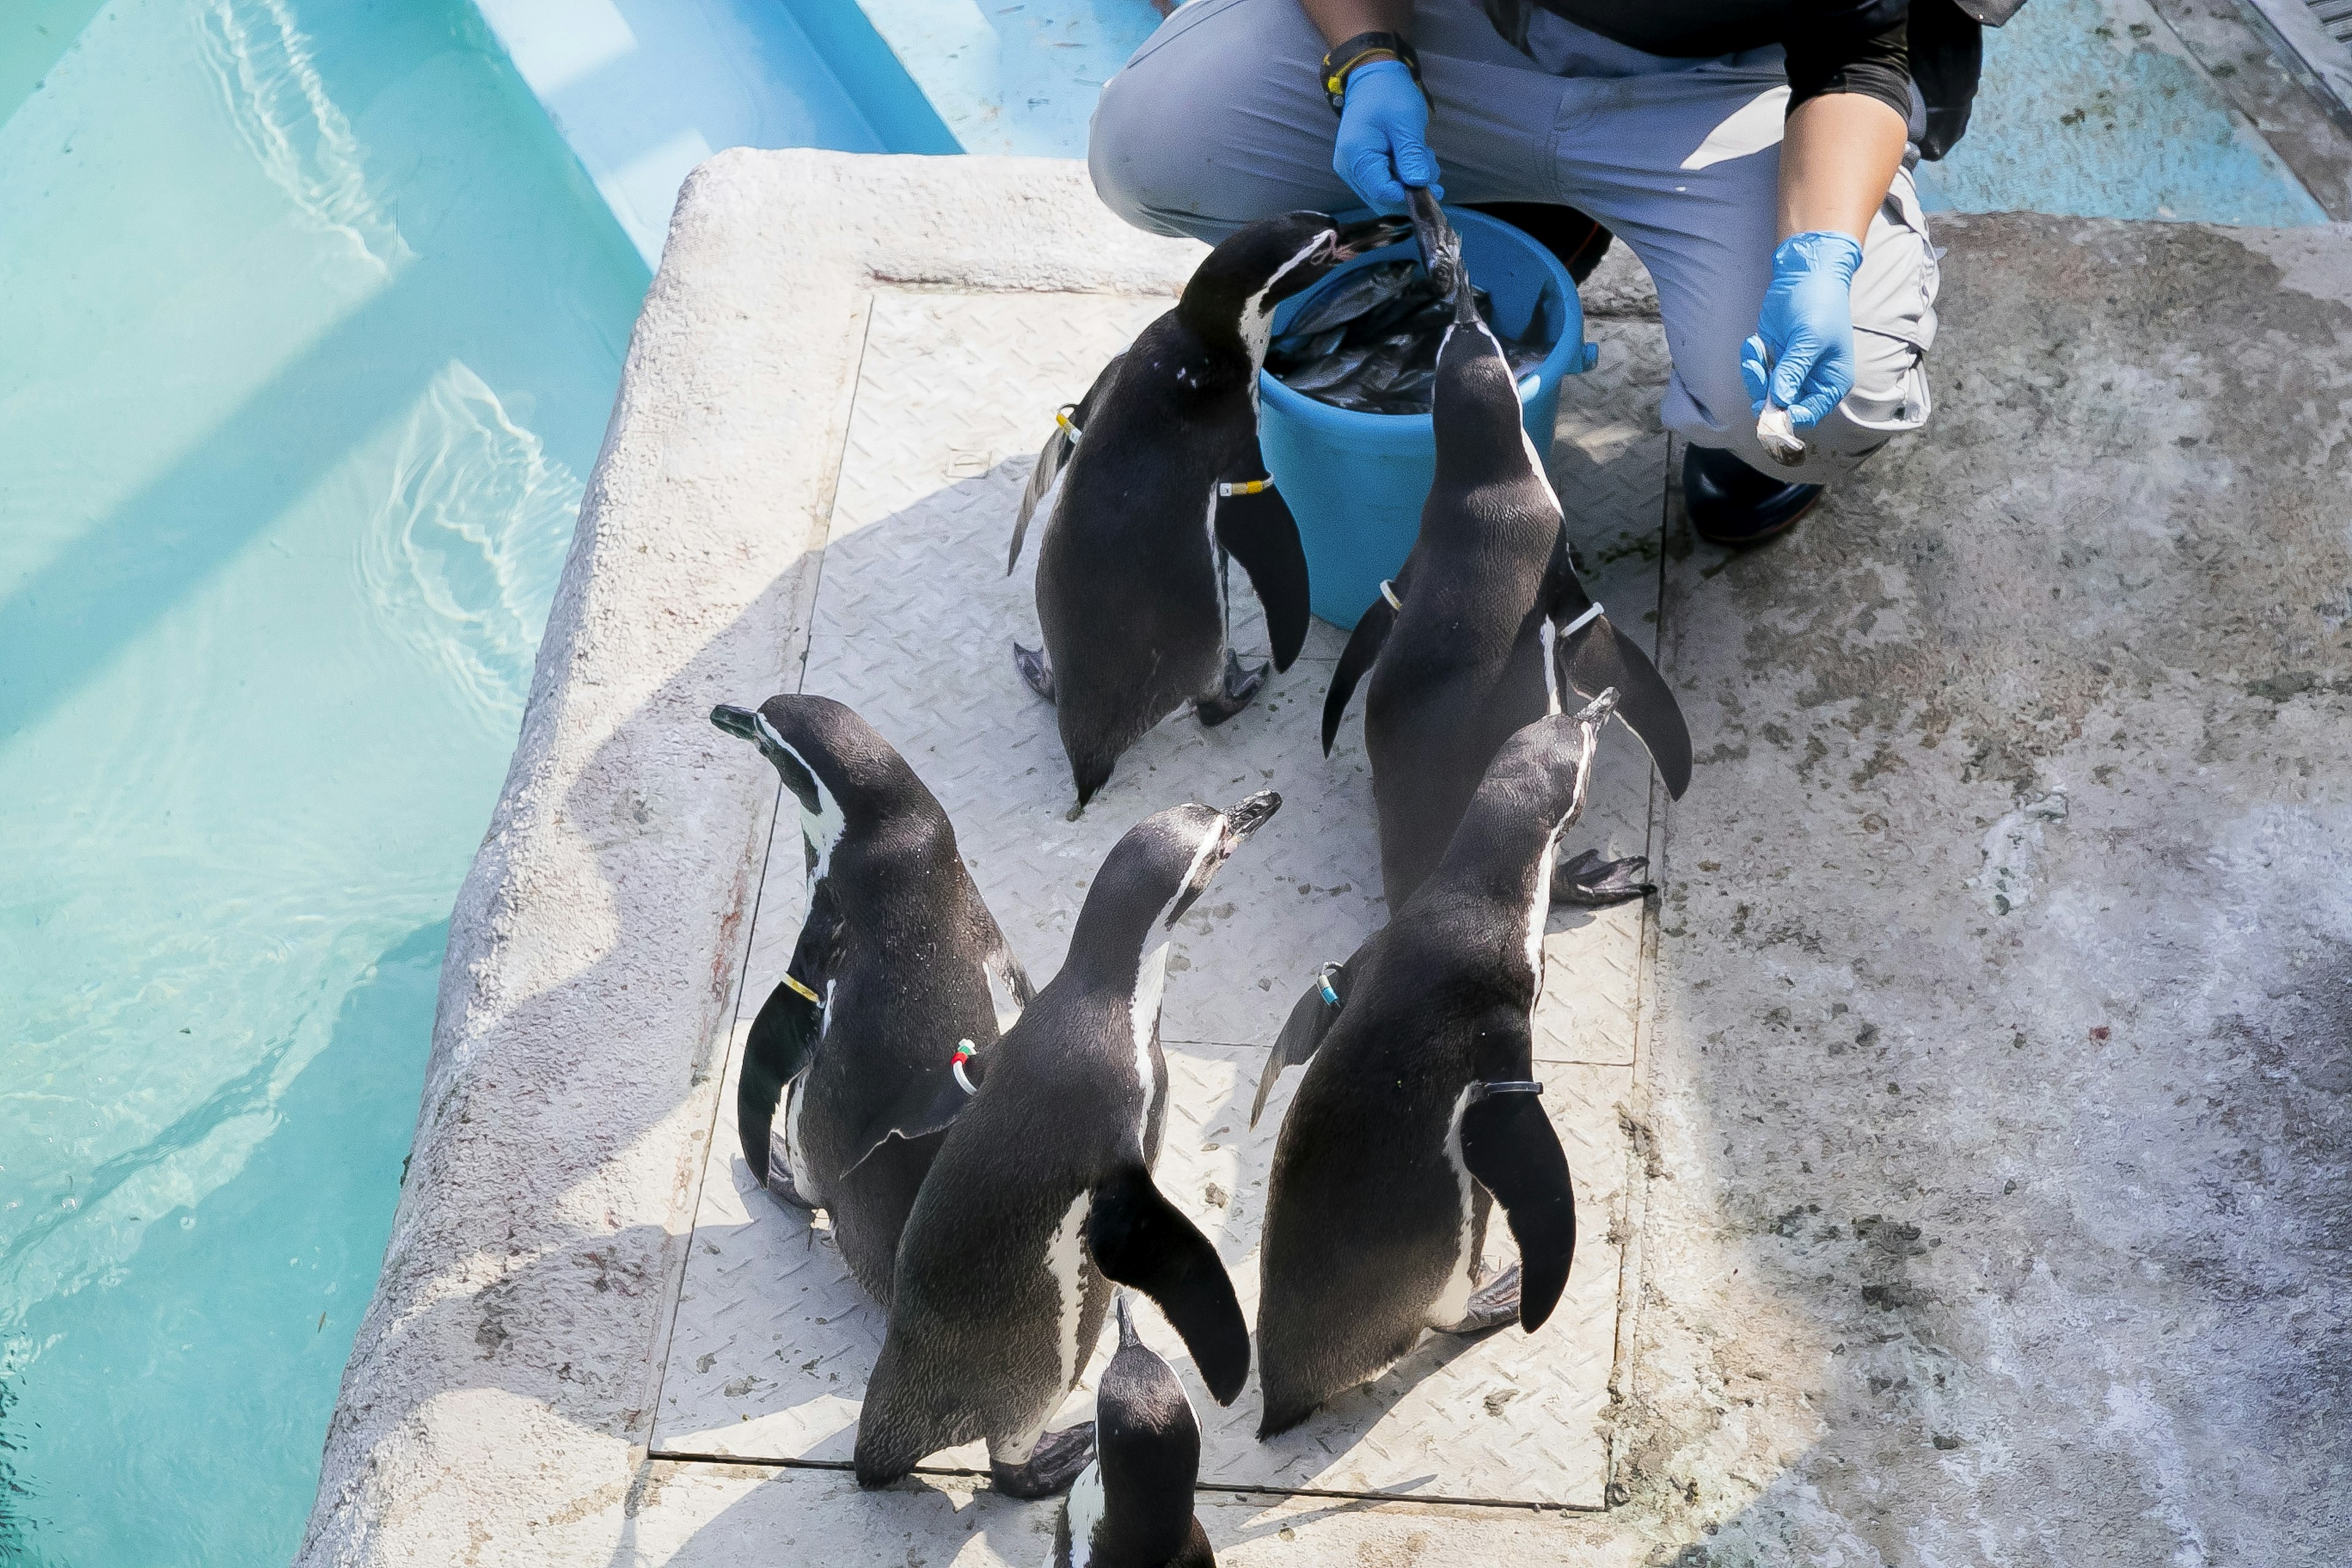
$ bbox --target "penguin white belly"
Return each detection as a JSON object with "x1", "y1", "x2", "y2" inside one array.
[
  {"x1": 1429, "y1": 1082, "x2": 1483, "y2": 1327},
  {"x1": 1129, "y1": 940, "x2": 1172, "y2": 1146},
  {"x1": 780, "y1": 1072, "x2": 815, "y2": 1199},
  {"x1": 1047, "y1": 1189, "x2": 1094, "y2": 1392},
  {"x1": 1061, "y1": 1458, "x2": 1107, "y2": 1568},
  {"x1": 1524, "y1": 832, "x2": 1558, "y2": 988}
]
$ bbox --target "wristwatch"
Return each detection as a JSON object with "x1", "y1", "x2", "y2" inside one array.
[{"x1": 1321, "y1": 31, "x2": 1423, "y2": 113}]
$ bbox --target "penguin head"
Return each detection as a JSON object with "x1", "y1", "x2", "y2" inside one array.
[
  {"x1": 1430, "y1": 314, "x2": 1525, "y2": 489},
  {"x1": 1178, "y1": 212, "x2": 1412, "y2": 364},
  {"x1": 709, "y1": 696, "x2": 930, "y2": 881},
  {"x1": 1065, "y1": 791, "x2": 1281, "y2": 989},
  {"x1": 1092, "y1": 1292, "x2": 1204, "y2": 1553},
  {"x1": 1433, "y1": 693, "x2": 1620, "y2": 908}
]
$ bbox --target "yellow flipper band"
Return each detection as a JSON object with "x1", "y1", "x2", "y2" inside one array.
[
  {"x1": 1054, "y1": 405, "x2": 1082, "y2": 441},
  {"x1": 1217, "y1": 478, "x2": 1275, "y2": 498},
  {"x1": 782, "y1": 973, "x2": 821, "y2": 1005},
  {"x1": 1379, "y1": 579, "x2": 1402, "y2": 611}
]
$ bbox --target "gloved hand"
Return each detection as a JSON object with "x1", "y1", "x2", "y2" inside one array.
[
  {"x1": 1740, "y1": 230, "x2": 1864, "y2": 429},
  {"x1": 1332, "y1": 59, "x2": 1442, "y2": 216}
]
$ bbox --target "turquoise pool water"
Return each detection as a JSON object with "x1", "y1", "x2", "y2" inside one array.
[{"x1": 0, "y1": 1, "x2": 647, "y2": 1561}]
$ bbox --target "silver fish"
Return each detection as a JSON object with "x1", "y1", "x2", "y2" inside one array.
[{"x1": 1283, "y1": 260, "x2": 1417, "y2": 337}]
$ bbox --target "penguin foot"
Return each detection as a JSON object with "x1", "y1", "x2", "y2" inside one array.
[
  {"x1": 1438, "y1": 1262, "x2": 1521, "y2": 1336},
  {"x1": 1196, "y1": 652, "x2": 1269, "y2": 728},
  {"x1": 763, "y1": 1169, "x2": 819, "y2": 1213},
  {"x1": 1014, "y1": 643, "x2": 1055, "y2": 703},
  {"x1": 1551, "y1": 848, "x2": 1656, "y2": 908},
  {"x1": 990, "y1": 1422, "x2": 1096, "y2": 1499}
]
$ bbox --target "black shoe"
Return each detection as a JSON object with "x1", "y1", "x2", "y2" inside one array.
[
  {"x1": 1463, "y1": 203, "x2": 1614, "y2": 284},
  {"x1": 1682, "y1": 443, "x2": 1823, "y2": 548}
]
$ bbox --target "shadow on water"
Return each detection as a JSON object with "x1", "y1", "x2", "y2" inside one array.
[{"x1": 0, "y1": 922, "x2": 447, "y2": 1567}]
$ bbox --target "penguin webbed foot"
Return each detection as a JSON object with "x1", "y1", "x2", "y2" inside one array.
[
  {"x1": 1014, "y1": 643, "x2": 1055, "y2": 704},
  {"x1": 990, "y1": 1422, "x2": 1096, "y2": 1499},
  {"x1": 1437, "y1": 1261, "x2": 1522, "y2": 1336},
  {"x1": 762, "y1": 1166, "x2": 820, "y2": 1213},
  {"x1": 1551, "y1": 847, "x2": 1656, "y2": 908},
  {"x1": 1196, "y1": 651, "x2": 1269, "y2": 728}
]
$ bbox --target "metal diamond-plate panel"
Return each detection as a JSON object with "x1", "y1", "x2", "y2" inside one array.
[
  {"x1": 655, "y1": 291, "x2": 1672, "y2": 1507},
  {"x1": 656, "y1": 1027, "x2": 1630, "y2": 1506}
]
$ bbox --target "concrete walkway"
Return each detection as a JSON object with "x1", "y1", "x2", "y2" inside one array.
[{"x1": 297, "y1": 155, "x2": 2352, "y2": 1567}]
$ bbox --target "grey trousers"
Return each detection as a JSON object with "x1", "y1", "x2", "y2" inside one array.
[{"x1": 1088, "y1": 0, "x2": 1940, "y2": 480}]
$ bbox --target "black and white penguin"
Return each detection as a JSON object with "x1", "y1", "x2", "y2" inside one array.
[
  {"x1": 709, "y1": 696, "x2": 1032, "y2": 1305},
  {"x1": 1321, "y1": 194, "x2": 1691, "y2": 912},
  {"x1": 1250, "y1": 696, "x2": 1617, "y2": 1438},
  {"x1": 1051, "y1": 1293, "x2": 1216, "y2": 1568},
  {"x1": 1008, "y1": 210, "x2": 1412, "y2": 810},
  {"x1": 854, "y1": 793, "x2": 1276, "y2": 1498}
]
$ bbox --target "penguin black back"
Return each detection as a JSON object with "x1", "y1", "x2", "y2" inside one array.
[
  {"x1": 709, "y1": 696, "x2": 1031, "y2": 1305},
  {"x1": 1012, "y1": 212, "x2": 1412, "y2": 807},
  {"x1": 1321, "y1": 196, "x2": 1691, "y2": 910}
]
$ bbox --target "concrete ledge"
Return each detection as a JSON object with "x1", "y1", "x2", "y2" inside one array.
[{"x1": 295, "y1": 153, "x2": 1201, "y2": 1568}]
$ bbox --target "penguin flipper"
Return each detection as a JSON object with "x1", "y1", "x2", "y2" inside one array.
[
  {"x1": 1459, "y1": 1082, "x2": 1577, "y2": 1333},
  {"x1": 1547, "y1": 546, "x2": 1692, "y2": 799},
  {"x1": 1009, "y1": 423, "x2": 1066, "y2": 575},
  {"x1": 1321, "y1": 568, "x2": 1404, "y2": 755},
  {"x1": 1214, "y1": 461, "x2": 1311, "y2": 672},
  {"x1": 1012, "y1": 353, "x2": 1125, "y2": 575},
  {"x1": 1251, "y1": 956, "x2": 1354, "y2": 1128},
  {"x1": 1087, "y1": 1167, "x2": 1251, "y2": 1405},
  {"x1": 738, "y1": 972, "x2": 822, "y2": 1186},
  {"x1": 838, "y1": 1063, "x2": 978, "y2": 1180}
]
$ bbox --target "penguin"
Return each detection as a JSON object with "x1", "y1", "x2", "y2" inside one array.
[
  {"x1": 1250, "y1": 695, "x2": 1618, "y2": 1438},
  {"x1": 1009, "y1": 210, "x2": 1414, "y2": 810},
  {"x1": 854, "y1": 793, "x2": 1277, "y2": 1498},
  {"x1": 1051, "y1": 1294, "x2": 1216, "y2": 1568},
  {"x1": 709, "y1": 696, "x2": 1033, "y2": 1306},
  {"x1": 1320, "y1": 192, "x2": 1691, "y2": 912}
]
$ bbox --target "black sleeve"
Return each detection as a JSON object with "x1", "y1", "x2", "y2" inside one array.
[{"x1": 1784, "y1": 10, "x2": 1910, "y2": 121}]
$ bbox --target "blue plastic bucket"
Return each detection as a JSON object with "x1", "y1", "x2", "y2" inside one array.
[{"x1": 1259, "y1": 207, "x2": 1592, "y2": 628}]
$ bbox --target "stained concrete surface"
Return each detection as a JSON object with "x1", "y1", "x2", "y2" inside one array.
[
  {"x1": 301, "y1": 152, "x2": 2352, "y2": 1566},
  {"x1": 1621, "y1": 213, "x2": 2352, "y2": 1566}
]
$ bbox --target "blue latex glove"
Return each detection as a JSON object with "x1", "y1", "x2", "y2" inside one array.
[
  {"x1": 1332, "y1": 59, "x2": 1442, "y2": 216},
  {"x1": 1740, "y1": 230, "x2": 1865, "y2": 429}
]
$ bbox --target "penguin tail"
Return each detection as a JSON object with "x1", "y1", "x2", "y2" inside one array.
[{"x1": 1555, "y1": 609, "x2": 1692, "y2": 799}]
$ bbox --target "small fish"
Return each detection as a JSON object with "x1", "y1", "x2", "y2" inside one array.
[
  {"x1": 1272, "y1": 235, "x2": 1557, "y2": 414},
  {"x1": 1266, "y1": 323, "x2": 1346, "y2": 370},
  {"x1": 1284, "y1": 260, "x2": 1417, "y2": 337},
  {"x1": 1503, "y1": 341, "x2": 1549, "y2": 375},
  {"x1": 1284, "y1": 341, "x2": 1378, "y2": 393}
]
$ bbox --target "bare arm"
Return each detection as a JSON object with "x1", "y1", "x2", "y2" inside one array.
[
  {"x1": 1778, "y1": 92, "x2": 1907, "y2": 243},
  {"x1": 1297, "y1": 0, "x2": 1411, "y2": 51}
]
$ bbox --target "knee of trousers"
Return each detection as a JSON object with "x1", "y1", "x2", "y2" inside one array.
[{"x1": 1088, "y1": 66, "x2": 1215, "y2": 240}]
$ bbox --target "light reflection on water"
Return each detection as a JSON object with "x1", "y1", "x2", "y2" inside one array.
[{"x1": 0, "y1": 0, "x2": 646, "y2": 1561}]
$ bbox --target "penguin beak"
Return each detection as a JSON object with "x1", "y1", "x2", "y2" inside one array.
[
  {"x1": 709, "y1": 704, "x2": 761, "y2": 742},
  {"x1": 1221, "y1": 789, "x2": 1283, "y2": 843},
  {"x1": 1114, "y1": 1291, "x2": 1139, "y2": 1348},
  {"x1": 1166, "y1": 791, "x2": 1282, "y2": 928},
  {"x1": 1332, "y1": 213, "x2": 1413, "y2": 262}
]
